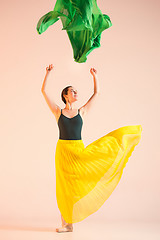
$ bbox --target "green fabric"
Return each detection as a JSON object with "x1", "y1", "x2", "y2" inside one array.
[{"x1": 36, "y1": 0, "x2": 112, "y2": 63}]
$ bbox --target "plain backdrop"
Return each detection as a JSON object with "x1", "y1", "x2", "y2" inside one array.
[{"x1": 0, "y1": 0, "x2": 160, "y2": 228}]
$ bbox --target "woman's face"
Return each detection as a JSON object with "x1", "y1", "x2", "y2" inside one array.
[{"x1": 65, "y1": 87, "x2": 78, "y2": 103}]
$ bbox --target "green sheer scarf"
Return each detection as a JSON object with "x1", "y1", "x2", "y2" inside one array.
[{"x1": 36, "y1": 0, "x2": 112, "y2": 63}]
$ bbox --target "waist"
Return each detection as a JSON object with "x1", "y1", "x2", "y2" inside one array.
[{"x1": 57, "y1": 139, "x2": 83, "y2": 144}]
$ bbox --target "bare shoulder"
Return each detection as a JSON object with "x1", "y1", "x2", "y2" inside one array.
[{"x1": 41, "y1": 91, "x2": 61, "y2": 122}]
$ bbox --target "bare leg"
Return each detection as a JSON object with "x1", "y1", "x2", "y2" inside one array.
[
  {"x1": 56, "y1": 214, "x2": 73, "y2": 233},
  {"x1": 61, "y1": 214, "x2": 67, "y2": 226}
]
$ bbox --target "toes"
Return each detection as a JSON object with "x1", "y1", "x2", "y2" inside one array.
[{"x1": 56, "y1": 226, "x2": 73, "y2": 233}]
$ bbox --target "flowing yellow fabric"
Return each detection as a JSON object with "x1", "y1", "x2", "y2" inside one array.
[{"x1": 55, "y1": 125, "x2": 142, "y2": 223}]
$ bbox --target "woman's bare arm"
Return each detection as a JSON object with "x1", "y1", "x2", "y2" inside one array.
[
  {"x1": 79, "y1": 68, "x2": 100, "y2": 116},
  {"x1": 41, "y1": 64, "x2": 61, "y2": 120}
]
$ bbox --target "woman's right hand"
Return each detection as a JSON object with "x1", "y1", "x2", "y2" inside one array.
[
  {"x1": 90, "y1": 67, "x2": 97, "y2": 77},
  {"x1": 46, "y1": 64, "x2": 54, "y2": 74}
]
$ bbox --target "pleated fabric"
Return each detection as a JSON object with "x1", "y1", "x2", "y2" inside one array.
[
  {"x1": 36, "y1": 0, "x2": 112, "y2": 63},
  {"x1": 55, "y1": 125, "x2": 142, "y2": 223}
]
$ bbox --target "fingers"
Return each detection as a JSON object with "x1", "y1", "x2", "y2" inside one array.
[
  {"x1": 46, "y1": 64, "x2": 54, "y2": 72},
  {"x1": 48, "y1": 64, "x2": 53, "y2": 70},
  {"x1": 49, "y1": 64, "x2": 53, "y2": 69},
  {"x1": 90, "y1": 67, "x2": 97, "y2": 74},
  {"x1": 92, "y1": 68, "x2": 97, "y2": 73}
]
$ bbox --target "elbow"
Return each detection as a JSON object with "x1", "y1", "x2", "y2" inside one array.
[
  {"x1": 94, "y1": 91, "x2": 100, "y2": 96},
  {"x1": 41, "y1": 88, "x2": 45, "y2": 93}
]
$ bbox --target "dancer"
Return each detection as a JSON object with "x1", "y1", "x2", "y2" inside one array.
[
  {"x1": 36, "y1": 0, "x2": 112, "y2": 63},
  {"x1": 41, "y1": 64, "x2": 142, "y2": 233}
]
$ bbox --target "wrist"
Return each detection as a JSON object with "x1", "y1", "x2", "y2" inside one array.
[{"x1": 92, "y1": 74, "x2": 97, "y2": 78}]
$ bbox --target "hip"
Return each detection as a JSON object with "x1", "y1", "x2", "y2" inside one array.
[{"x1": 55, "y1": 139, "x2": 85, "y2": 159}]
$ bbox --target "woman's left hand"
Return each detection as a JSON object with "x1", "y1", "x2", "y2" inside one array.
[{"x1": 90, "y1": 68, "x2": 97, "y2": 76}]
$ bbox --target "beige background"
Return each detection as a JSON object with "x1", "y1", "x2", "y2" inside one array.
[{"x1": 0, "y1": 0, "x2": 160, "y2": 229}]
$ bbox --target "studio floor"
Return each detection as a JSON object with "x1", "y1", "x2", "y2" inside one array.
[{"x1": 0, "y1": 221, "x2": 160, "y2": 240}]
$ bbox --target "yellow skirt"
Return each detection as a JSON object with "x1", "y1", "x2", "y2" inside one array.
[{"x1": 55, "y1": 125, "x2": 142, "y2": 223}]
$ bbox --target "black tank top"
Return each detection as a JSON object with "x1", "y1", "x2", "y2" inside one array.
[{"x1": 58, "y1": 109, "x2": 83, "y2": 140}]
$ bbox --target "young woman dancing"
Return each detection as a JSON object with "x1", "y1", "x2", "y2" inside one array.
[{"x1": 41, "y1": 64, "x2": 142, "y2": 233}]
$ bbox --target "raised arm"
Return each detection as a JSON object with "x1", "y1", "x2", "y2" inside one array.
[
  {"x1": 79, "y1": 68, "x2": 100, "y2": 116},
  {"x1": 41, "y1": 64, "x2": 61, "y2": 121}
]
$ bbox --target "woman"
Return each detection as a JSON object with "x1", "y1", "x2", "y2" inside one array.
[{"x1": 41, "y1": 64, "x2": 142, "y2": 233}]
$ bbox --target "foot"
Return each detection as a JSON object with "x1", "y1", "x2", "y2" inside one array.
[{"x1": 56, "y1": 224, "x2": 73, "y2": 233}]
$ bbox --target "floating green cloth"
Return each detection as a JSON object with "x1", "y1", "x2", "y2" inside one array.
[{"x1": 36, "y1": 0, "x2": 112, "y2": 63}]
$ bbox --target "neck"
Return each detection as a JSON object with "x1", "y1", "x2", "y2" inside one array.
[{"x1": 65, "y1": 102, "x2": 74, "y2": 110}]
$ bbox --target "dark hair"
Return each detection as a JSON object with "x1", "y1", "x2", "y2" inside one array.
[{"x1": 61, "y1": 86, "x2": 72, "y2": 104}]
